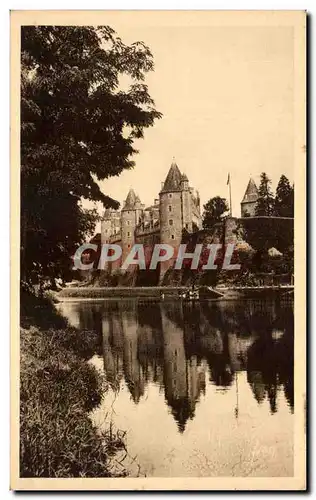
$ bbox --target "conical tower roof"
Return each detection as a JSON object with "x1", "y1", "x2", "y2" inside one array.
[
  {"x1": 103, "y1": 208, "x2": 112, "y2": 219},
  {"x1": 181, "y1": 172, "x2": 188, "y2": 181},
  {"x1": 123, "y1": 188, "x2": 137, "y2": 209},
  {"x1": 161, "y1": 161, "x2": 182, "y2": 192},
  {"x1": 241, "y1": 178, "x2": 259, "y2": 204}
]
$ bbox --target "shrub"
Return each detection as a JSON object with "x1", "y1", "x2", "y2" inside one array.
[{"x1": 20, "y1": 288, "x2": 127, "y2": 478}]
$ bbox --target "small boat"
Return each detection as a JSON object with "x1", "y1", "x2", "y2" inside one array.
[{"x1": 199, "y1": 286, "x2": 225, "y2": 299}]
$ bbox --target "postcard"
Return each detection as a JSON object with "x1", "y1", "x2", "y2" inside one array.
[{"x1": 11, "y1": 10, "x2": 306, "y2": 490}]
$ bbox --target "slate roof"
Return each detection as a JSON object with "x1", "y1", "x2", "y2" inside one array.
[
  {"x1": 123, "y1": 188, "x2": 139, "y2": 209},
  {"x1": 161, "y1": 161, "x2": 183, "y2": 192},
  {"x1": 241, "y1": 178, "x2": 259, "y2": 204}
]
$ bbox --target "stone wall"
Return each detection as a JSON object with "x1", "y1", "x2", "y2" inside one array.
[{"x1": 94, "y1": 216, "x2": 294, "y2": 287}]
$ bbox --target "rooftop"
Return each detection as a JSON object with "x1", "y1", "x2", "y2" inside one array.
[
  {"x1": 123, "y1": 188, "x2": 140, "y2": 209},
  {"x1": 160, "y1": 161, "x2": 189, "y2": 193},
  {"x1": 241, "y1": 178, "x2": 259, "y2": 204}
]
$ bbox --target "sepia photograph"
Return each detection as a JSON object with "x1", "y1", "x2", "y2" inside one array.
[{"x1": 10, "y1": 10, "x2": 306, "y2": 490}]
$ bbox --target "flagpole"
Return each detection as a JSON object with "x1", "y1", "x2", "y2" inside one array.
[{"x1": 228, "y1": 173, "x2": 232, "y2": 217}]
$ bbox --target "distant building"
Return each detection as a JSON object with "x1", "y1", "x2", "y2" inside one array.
[{"x1": 240, "y1": 178, "x2": 259, "y2": 217}]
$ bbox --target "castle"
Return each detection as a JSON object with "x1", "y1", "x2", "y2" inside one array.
[
  {"x1": 101, "y1": 161, "x2": 259, "y2": 277},
  {"x1": 101, "y1": 161, "x2": 203, "y2": 276}
]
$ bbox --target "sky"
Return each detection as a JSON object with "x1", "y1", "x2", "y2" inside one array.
[{"x1": 88, "y1": 15, "x2": 294, "y2": 220}]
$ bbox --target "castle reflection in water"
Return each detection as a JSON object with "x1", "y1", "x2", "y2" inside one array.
[{"x1": 61, "y1": 298, "x2": 294, "y2": 433}]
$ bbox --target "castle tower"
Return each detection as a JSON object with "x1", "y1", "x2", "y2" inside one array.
[
  {"x1": 100, "y1": 209, "x2": 121, "y2": 271},
  {"x1": 180, "y1": 173, "x2": 193, "y2": 232},
  {"x1": 121, "y1": 188, "x2": 142, "y2": 263},
  {"x1": 159, "y1": 161, "x2": 184, "y2": 276},
  {"x1": 159, "y1": 160, "x2": 202, "y2": 278},
  {"x1": 101, "y1": 209, "x2": 112, "y2": 245},
  {"x1": 241, "y1": 178, "x2": 259, "y2": 217}
]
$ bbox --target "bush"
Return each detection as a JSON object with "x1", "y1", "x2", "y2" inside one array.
[
  {"x1": 20, "y1": 326, "x2": 127, "y2": 478},
  {"x1": 20, "y1": 290, "x2": 127, "y2": 478}
]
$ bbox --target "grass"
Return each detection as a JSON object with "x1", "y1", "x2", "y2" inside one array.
[{"x1": 20, "y1": 290, "x2": 127, "y2": 478}]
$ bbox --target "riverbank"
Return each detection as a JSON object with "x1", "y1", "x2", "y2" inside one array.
[
  {"x1": 57, "y1": 285, "x2": 187, "y2": 299},
  {"x1": 56, "y1": 285, "x2": 294, "y2": 301},
  {"x1": 20, "y1": 291, "x2": 127, "y2": 478}
]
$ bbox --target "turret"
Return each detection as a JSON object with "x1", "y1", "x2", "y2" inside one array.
[
  {"x1": 196, "y1": 190, "x2": 201, "y2": 211},
  {"x1": 101, "y1": 209, "x2": 112, "y2": 245},
  {"x1": 121, "y1": 189, "x2": 142, "y2": 263},
  {"x1": 180, "y1": 172, "x2": 193, "y2": 232},
  {"x1": 180, "y1": 173, "x2": 189, "y2": 191},
  {"x1": 241, "y1": 178, "x2": 259, "y2": 217}
]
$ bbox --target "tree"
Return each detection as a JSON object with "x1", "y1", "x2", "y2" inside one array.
[
  {"x1": 241, "y1": 217, "x2": 294, "y2": 273},
  {"x1": 273, "y1": 175, "x2": 294, "y2": 217},
  {"x1": 202, "y1": 196, "x2": 229, "y2": 230},
  {"x1": 21, "y1": 26, "x2": 162, "y2": 287},
  {"x1": 255, "y1": 173, "x2": 274, "y2": 216}
]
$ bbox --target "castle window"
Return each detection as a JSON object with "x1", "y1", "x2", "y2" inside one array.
[
  {"x1": 185, "y1": 223, "x2": 189, "y2": 229},
  {"x1": 127, "y1": 220, "x2": 130, "y2": 226},
  {"x1": 127, "y1": 244, "x2": 131, "y2": 248},
  {"x1": 171, "y1": 234, "x2": 175, "y2": 239},
  {"x1": 169, "y1": 193, "x2": 172, "y2": 198},
  {"x1": 168, "y1": 205, "x2": 172, "y2": 212},
  {"x1": 169, "y1": 219, "x2": 173, "y2": 226},
  {"x1": 127, "y1": 232, "x2": 131, "y2": 237}
]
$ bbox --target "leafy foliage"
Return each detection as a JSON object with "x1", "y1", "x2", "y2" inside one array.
[
  {"x1": 20, "y1": 325, "x2": 127, "y2": 477},
  {"x1": 202, "y1": 196, "x2": 229, "y2": 230},
  {"x1": 240, "y1": 217, "x2": 294, "y2": 273},
  {"x1": 21, "y1": 26, "x2": 161, "y2": 286},
  {"x1": 20, "y1": 292, "x2": 127, "y2": 478},
  {"x1": 255, "y1": 173, "x2": 275, "y2": 216},
  {"x1": 241, "y1": 217, "x2": 293, "y2": 254}
]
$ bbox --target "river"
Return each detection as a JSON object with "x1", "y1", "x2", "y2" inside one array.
[{"x1": 57, "y1": 297, "x2": 294, "y2": 477}]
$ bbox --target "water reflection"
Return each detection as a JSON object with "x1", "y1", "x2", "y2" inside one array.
[{"x1": 59, "y1": 298, "x2": 294, "y2": 433}]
